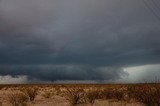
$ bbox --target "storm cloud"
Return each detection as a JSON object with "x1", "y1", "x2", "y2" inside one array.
[
  {"x1": 0, "y1": 0, "x2": 160, "y2": 83},
  {"x1": 0, "y1": 65, "x2": 127, "y2": 82}
]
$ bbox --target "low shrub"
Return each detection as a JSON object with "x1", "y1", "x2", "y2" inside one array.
[
  {"x1": 42, "y1": 90, "x2": 53, "y2": 98},
  {"x1": 20, "y1": 87, "x2": 38, "y2": 101},
  {"x1": 7, "y1": 91, "x2": 28, "y2": 106},
  {"x1": 85, "y1": 90, "x2": 101, "y2": 103},
  {"x1": 64, "y1": 86, "x2": 85, "y2": 105}
]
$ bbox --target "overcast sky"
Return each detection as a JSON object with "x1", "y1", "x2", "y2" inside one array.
[{"x1": 0, "y1": 0, "x2": 160, "y2": 83}]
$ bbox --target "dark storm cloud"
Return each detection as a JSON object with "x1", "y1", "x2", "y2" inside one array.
[
  {"x1": 0, "y1": 65, "x2": 128, "y2": 82},
  {"x1": 0, "y1": 0, "x2": 160, "y2": 82}
]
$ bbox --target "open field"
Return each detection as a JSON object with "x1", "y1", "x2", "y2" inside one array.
[{"x1": 0, "y1": 84, "x2": 160, "y2": 106}]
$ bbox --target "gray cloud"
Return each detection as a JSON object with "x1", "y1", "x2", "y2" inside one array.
[
  {"x1": 0, "y1": 65, "x2": 128, "y2": 82},
  {"x1": 0, "y1": 0, "x2": 160, "y2": 82},
  {"x1": 121, "y1": 64, "x2": 160, "y2": 83},
  {"x1": 0, "y1": 75, "x2": 28, "y2": 84}
]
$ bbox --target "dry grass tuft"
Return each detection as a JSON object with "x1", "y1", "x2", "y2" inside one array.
[
  {"x1": 41, "y1": 90, "x2": 53, "y2": 98},
  {"x1": 127, "y1": 84, "x2": 160, "y2": 105},
  {"x1": 7, "y1": 91, "x2": 28, "y2": 106},
  {"x1": 85, "y1": 89, "x2": 100, "y2": 104},
  {"x1": 20, "y1": 87, "x2": 38, "y2": 101},
  {"x1": 64, "y1": 86, "x2": 85, "y2": 105}
]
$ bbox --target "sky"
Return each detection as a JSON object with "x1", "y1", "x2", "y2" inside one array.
[{"x1": 0, "y1": 0, "x2": 160, "y2": 84}]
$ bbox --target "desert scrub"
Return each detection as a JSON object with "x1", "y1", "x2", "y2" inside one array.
[
  {"x1": 85, "y1": 90, "x2": 101, "y2": 104},
  {"x1": 7, "y1": 91, "x2": 28, "y2": 106},
  {"x1": 64, "y1": 86, "x2": 85, "y2": 105},
  {"x1": 85, "y1": 88, "x2": 125, "y2": 103},
  {"x1": 134, "y1": 88, "x2": 155, "y2": 105},
  {"x1": 41, "y1": 90, "x2": 53, "y2": 98},
  {"x1": 20, "y1": 87, "x2": 38, "y2": 101},
  {"x1": 53, "y1": 86, "x2": 62, "y2": 95},
  {"x1": 135, "y1": 85, "x2": 160, "y2": 106},
  {"x1": 106, "y1": 90, "x2": 124, "y2": 100}
]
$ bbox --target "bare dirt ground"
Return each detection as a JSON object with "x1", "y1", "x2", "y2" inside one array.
[{"x1": 0, "y1": 84, "x2": 158, "y2": 106}]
